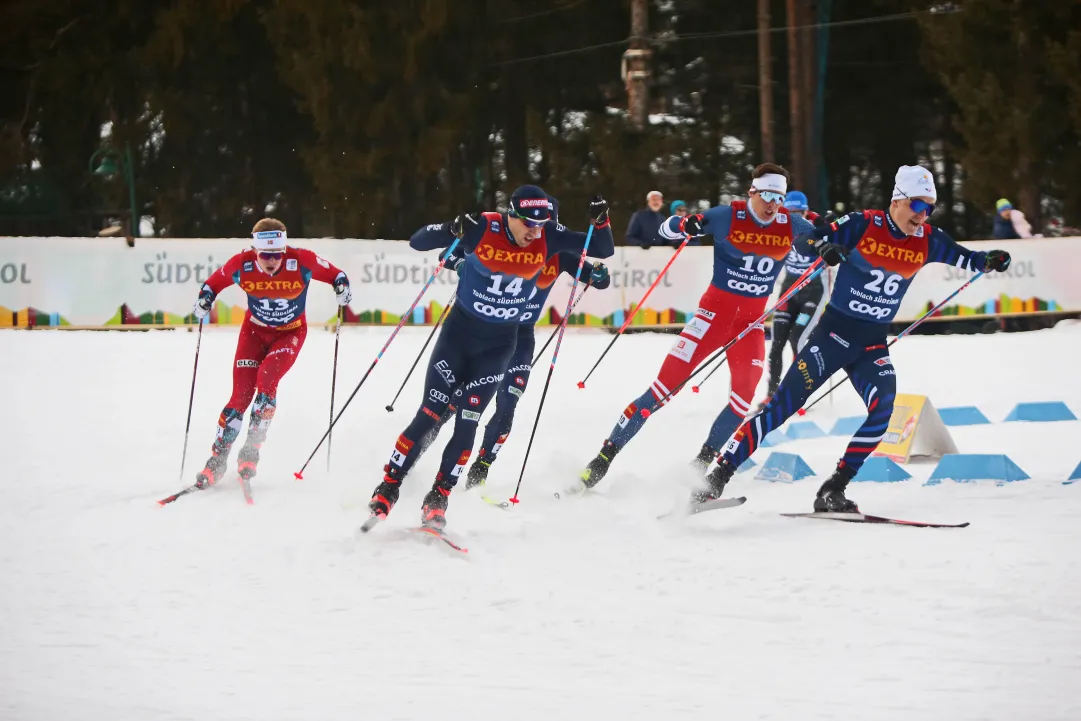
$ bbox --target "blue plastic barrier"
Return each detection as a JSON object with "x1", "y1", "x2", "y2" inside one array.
[
  {"x1": 1004, "y1": 402, "x2": 1077, "y2": 423},
  {"x1": 754, "y1": 452, "x2": 816, "y2": 483},
  {"x1": 938, "y1": 406, "x2": 991, "y2": 426},
  {"x1": 852, "y1": 456, "x2": 912, "y2": 483},
  {"x1": 925, "y1": 454, "x2": 1030, "y2": 486},
  {"x1": 759, "y1": 429, "x2": 790, "y2": 447},
  {"x1": 828, "y1": 416, "x2": 866, "y2": 436},
  {"x1": 785, "y1": 421, "x2": 827, "y2": 440}
]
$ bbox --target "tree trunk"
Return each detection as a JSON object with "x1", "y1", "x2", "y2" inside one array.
[
  {"x1": 786, "y1": 0, "x2": 805, "y2": 187},
  {"x1": 757, "y1": 0, "x2": 774, "y2": 160}
]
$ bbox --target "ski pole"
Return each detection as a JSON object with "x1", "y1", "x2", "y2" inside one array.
[
  {"x1": 643, "y1": 259, "x2": 825, "y2": 415},
  {"x1": 294, "y1": 235, "x2": 462, "y2": 480},
  {"x1": 690, "y1": 357, "x2": 727, "y2": 394},
  {"x1": 178, "y1": 319, "x2": 204, "y2": 481},
  {"x1": 510, "y1": 226, "x2": 596, "y2": 504},
  {"x1": 531, "y1": 284, "x2": 589, "y2": 366},
  {"x1": 577, "y1": 237, "x2": 689, "y2": 388},
  {"x1": 796, "y1": 271, "x2": 986, "y2": 416},
  {"x1": 327, "y1": 306, "x2": 344, "y2": 472},
  {"x1": 386, "y1": 295, "x2": 455, "y2": 412}
]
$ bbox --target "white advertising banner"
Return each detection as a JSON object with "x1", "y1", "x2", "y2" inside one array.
[{"x1": 0, "y1": 236, "x2": 1077, "y2": 328}]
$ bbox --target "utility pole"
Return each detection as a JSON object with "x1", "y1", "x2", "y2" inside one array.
[
  {"x1": 624, "y1": 0, "x2": 652, "y2": 131},
  {"x1": 786, "y1": 0, "x2": 806, "y2": 188},
  {"x1": 757, "y1": 0, "x2": 775, "y2": 160}
]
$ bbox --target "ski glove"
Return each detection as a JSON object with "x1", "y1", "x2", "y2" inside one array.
[
  {"x1": 450, "y1": 213, "x2": 481, "y2": 238},
  {"x1": 984, "y1": 249, "x2": 1011, "y2": 272},
  {"x1": 812, "y1": 238, "x2": 848, "y2": 266},
  {"x1": 193, "y1": 288, "x2": 214, "y2": 320},
  {"x1": 589, "y1": 195, "x2": 610, "y2": 226},
  {"x1": 334, "y1": 274, "x2": 352, "y2": 306},
  {"x1": 587, "y1": 263, "x2": 611, "y2": 289},
  {"x1": 680, "y1": 213, "x2": 705, "y2": 236},
  {"x1": 440, "y1": 248, "x2": 467, "y2": 277}
]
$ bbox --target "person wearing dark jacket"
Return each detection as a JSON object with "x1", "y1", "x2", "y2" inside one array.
[{"x1": 625, "y1": 190, "x2": 666, "y2": 248}]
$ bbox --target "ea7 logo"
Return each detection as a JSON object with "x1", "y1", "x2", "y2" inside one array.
[
  {"x1": 434, "y1": 360, "x2": 456, "y2": 386},
  {"x1": 236, "y1": 359, "x2": 259, "y2": 368}
]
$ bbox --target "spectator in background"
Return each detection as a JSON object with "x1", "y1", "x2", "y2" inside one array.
[
  {"x1": 626, "y1": 190, "x2": 666, "y2": 248},
  {"x1": 993, "y1": 198, "x2": 1039, "y2": 239}
]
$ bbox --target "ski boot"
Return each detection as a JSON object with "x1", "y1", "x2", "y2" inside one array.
[
  {"x1": 237, "y1": 445, "x2": 260, "y2": 481},
  {"x1": 464, "y1": 454, "x2": 491, "y2": 490},
  {"x1": 580, "y1": 440, "x2": 620, "y2": 489},
  {"x1": 369, "y1": 465, "x2": 405, "y2": 518},
  {"x1": 420, "y1": 476, "x2": 452, "y2": 530},
  {"x1": 813, "y1": 462, "x2": 859, "y2": 513},
  {"x1": 690, "y1": 458, "x2": 735, "y2": 505},
  {"x1": 690, "y1": 444, "x2": 719, "y2": 473},
  {"x1": 195, "y1": 453, "x2": 228, "y2": 489}
]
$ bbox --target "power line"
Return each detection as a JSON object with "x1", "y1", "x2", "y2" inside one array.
[
  {"x1": 493, "y1": 9, "x2": 954, "y2": 67},
  {"x1": 496, "y1": 0, "x2": 589, "y2": 24}
]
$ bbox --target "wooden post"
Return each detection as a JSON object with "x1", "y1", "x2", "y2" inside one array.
[{"x1": 757, "y1": 0, "x2": 775, "y2": 159}]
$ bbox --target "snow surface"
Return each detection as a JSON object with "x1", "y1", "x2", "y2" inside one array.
[{"x1": 3, "y1": 323, "x2": 1080, "y2": 721}]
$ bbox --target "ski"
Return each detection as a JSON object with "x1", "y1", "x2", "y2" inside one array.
[
  {"x1": 410, "y1": 526, "x2": 469, "y2": 553},
  {"x1": 658, "y1": 495, "x2": 748, "y2": 520},
  {"x1": 553, "y1": 480, "x2": 587, "y2": 499},
  {"x1": 781, "y1": 511, "x2": 969, "y2": 528},
  {"x1": 157, "y1": 484, "x2": 204, "y2": 506},
  {"x1": 480, "y1": 494, "x2": 510, "y2": 509},
  {"x1": 359, "y1": 513, "x2": 385, "y2": 534},
  {"x1": 238, "y1": 474, "x2": 254, "y2": 505}
]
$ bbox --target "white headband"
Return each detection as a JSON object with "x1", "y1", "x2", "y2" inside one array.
[
  {"x1": 252, "y1": 229, "x2": 287, "y2": 251},
  {"x1": 751, "y1": 173, "x2": 788, "y2": 195}
]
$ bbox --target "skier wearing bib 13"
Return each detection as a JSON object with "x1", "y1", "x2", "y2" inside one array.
[
  {"x1": 367, "y1": 185, "x2": 614, "y2": 531},
  {"x1": 697, "y1": 165, "x2": 1012, "y2": 512},
  {"x1": 190, "y1": 218, "x2": 352, "y2": 491},
  {"x1": 575, "y1": 163, "x2": 816, "y2": 493}
]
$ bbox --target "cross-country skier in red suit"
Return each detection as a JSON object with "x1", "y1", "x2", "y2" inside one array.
[
  {"x1": 190, "y1": 218, "x2": 352, "y2": 490},
  {"x1": 575, "y1": 163, "x2": 816, "y2": 492}
]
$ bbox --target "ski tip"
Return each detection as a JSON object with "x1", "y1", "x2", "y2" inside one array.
[
  {"x1": 576, "y1": 381, "x2": 585, "y2": 389},
  {"x1": 293, "y1": 471, "x2": 304, "y2": 480}
]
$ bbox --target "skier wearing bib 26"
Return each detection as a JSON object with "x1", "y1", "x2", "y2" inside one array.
[
  {"x1": 191, "y1": 218, "x2": 351, "y2": 489},
  {"x1": 576, "y1": 163, "x2": 816, "y2": 492},
  {"x1": 368, "y1": 185, "x2": 614, "y2": 530},
  {"x1": 698, "y1": 165, "x2": 1012, "y2": 512},
  {"x1": 765, "y1": 190, "x2": 827, "y2": 399}
]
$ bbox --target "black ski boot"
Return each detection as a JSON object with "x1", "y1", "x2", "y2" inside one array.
[
  {"x1": 369, "y1": 465, "x2": 405, "y2": 518},
  {"x1": 690, "y1": 444, "x2": 719, "y2": 473},
  {"x1": 464, "y1": 454, "x2": 491, "y2": 490},
  {"x1": 580, "y1": 440, "x2": 620, "y2": 489},
  {"x1": 814, "y1": 462, "x2": 859, "y2": 513},
  {"x1": 420, "y1": 476, "x2": 452, "y2": 530},
  {"x1": 690, "y1": 458, "x2": 736, "y2": 505},
  {"x1": 237, "y1": 445, "x2": 260, "y2": 481},
  {"x1": 195, "y1": 453, "x2": 228, "y2": 489}
]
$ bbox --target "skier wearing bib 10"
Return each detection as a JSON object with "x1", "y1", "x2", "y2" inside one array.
[
  {"x1": 698, "y1": 165, "x2": 1013, "y2": 513},
  {"x1": 368, "y1": 185, "x2": 614, "y2": 531},
  {"x1": 190, "y1": 218, "x2": 352, "y2": 490},
  {"x1": 575, "y1": 163, "x2": 817, "y2": 493}
]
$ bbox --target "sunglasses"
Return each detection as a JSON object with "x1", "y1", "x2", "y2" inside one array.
[
  {"x1": 511, "y1": 211, "x2": 549, "y2": 229},
  {"x1": 897, "y1": 189, "x2": 936, "y2": 216},
  {"x1": 257, "y1": 251, "x2": 285, "y2": 261},
  {"x1": 758, "y1": 190, "x2": 786, "y2": 204}
]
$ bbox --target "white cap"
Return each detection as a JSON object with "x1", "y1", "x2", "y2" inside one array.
[
  {"x1": 252, "y1": 229, "x2": 287, "y2": 251},
  {"x1": 751, "y1": 173, "x2": 788, "y2": 195},
  {"x1": 892, "y1": 165, "x2": 937, "y2": 203}
]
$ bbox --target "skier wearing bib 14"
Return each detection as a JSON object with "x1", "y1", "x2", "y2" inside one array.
[
  {"x1": 697, "y1": 165, "x2": 1012, "y2": 512},
  {"x1": 368, "y1": 185, "x2": 614, "y2": 530},
  {"x1": 576, "y1": 163, "x2": 817, "y2": 492},
  {"x1": 190, "y1": 218, "x2": 352, "y2": 490}
]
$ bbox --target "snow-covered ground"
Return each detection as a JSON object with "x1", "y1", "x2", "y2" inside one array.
[{"x1": 2, "y1": 323, "x2": 1080, "y2": 721}]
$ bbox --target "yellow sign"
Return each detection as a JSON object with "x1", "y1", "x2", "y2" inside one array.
[{"x1": 873, "y1": 393, "x2": 927, "y2": 463}]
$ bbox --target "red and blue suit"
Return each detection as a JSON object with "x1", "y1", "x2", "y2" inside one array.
[
  {"x1": 718, "y1": 209, "x2": 989, "y2": 476},
  {"x1": 198, "y1": 247, "x2": 347, "y2": 480}
]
